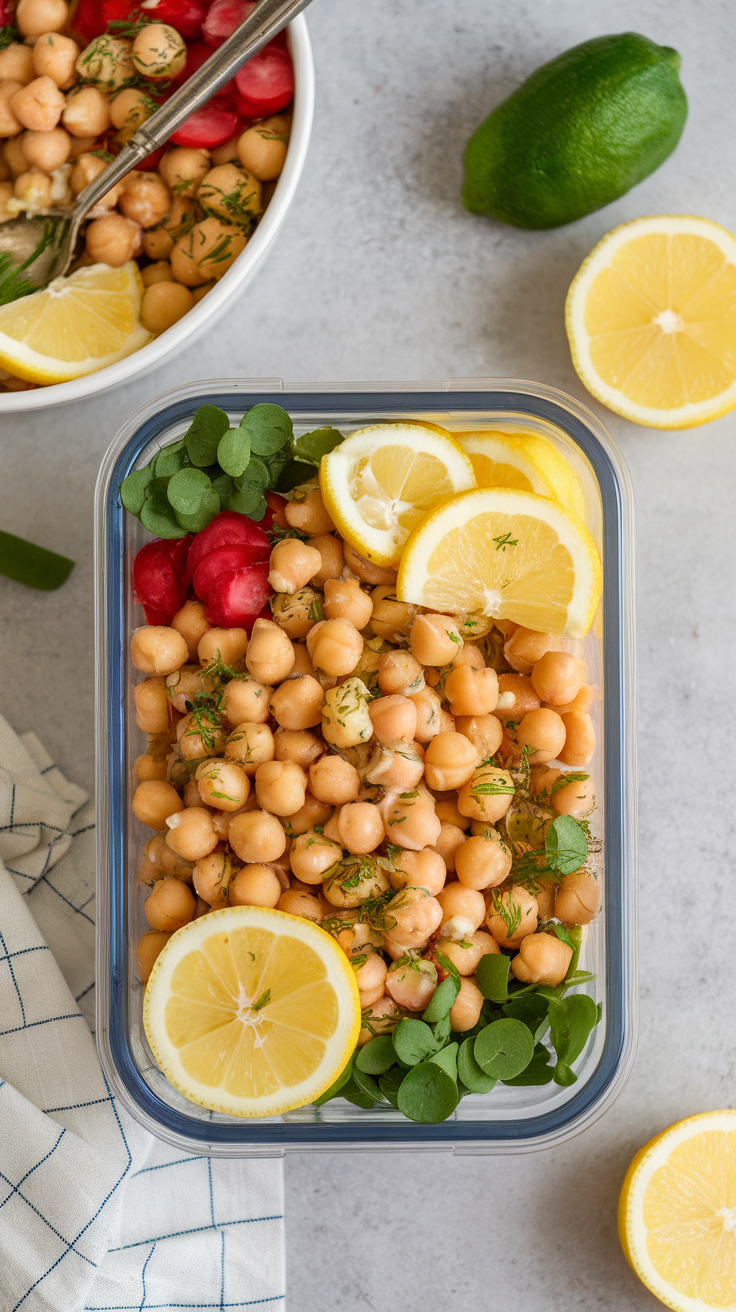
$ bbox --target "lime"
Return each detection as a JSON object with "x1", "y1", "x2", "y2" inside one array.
[{"x1": 463, "y1": 33, "x2": 687, "y2": 229}]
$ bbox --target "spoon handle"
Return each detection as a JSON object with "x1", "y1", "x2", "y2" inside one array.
[{"x1": 74, "y1": 0, "x2": 312, "y2": 217}]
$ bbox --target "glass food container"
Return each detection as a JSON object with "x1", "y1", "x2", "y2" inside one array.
[{"x1": 95, "y1": 379, "x2": 637, "y2": 1156}]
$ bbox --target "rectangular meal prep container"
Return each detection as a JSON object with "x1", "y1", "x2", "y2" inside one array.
[{"x1": 95, "y1": 378, "x2": 637, "y2": 1156}]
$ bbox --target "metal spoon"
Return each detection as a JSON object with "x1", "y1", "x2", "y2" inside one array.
[{"x1": 0, "y1": 0, "x2": 312, "y2": 289}]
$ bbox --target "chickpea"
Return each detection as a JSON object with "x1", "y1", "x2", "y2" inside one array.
[
  {"x1": 410, "y1": 686, "x2": 443, "y2": 742},
  {"x1": 554, "y1": 870, "x2": 600, "y2": 925},
  {"x1": 354, "y1": 953, "x2": 387, "y2": 1009},
  {"x1": 237, "y1": 115, "x2": 289, "y2": 181},
  {"x1": 453, "y1": 714, "x2": 501, "y2": 762},
  {"x1": 455, "y1": 831, "x2": 512, "y2": 891},
  {"x1": 131, "y1": 23, "x2": 186, "y2": 79},
  {"x1": 534, "y1": 872, "x2": 558, "y2": 922},
  {"x1": 70, "y1": 153, "x2": 124, "y2": 207},
  {"x1": 145, "y1": 876, "x2": 195, "y2": 932},
  {"x1": 423, "y1": 731, "x2": 478, "y2": 791},
  {"x1": 277, "y1": 887, "x2": 322, "y2": 922},
  {"x1": 517, "y1": 708, "x2": 566, "y2": 765},
  {"x1": 198, "y1": 626, "x2": 249, "y2": 668},
  {"x1": 182, "y1": 778, "x2": 202, "y2": 808},
  {"x1": 132, "y1": 779, "x2": 183, "y2": 830},
  {"x1": 357, "y1": 994, "x2": 402, "y2": 1047},
  {"x1": 433, "y1": 823, "x2": 466, "y2": 872},
  {"x1": 21, "y1": 125, "x2": 70, "y2": 172},
  {"x1": 11, "y1": 75, "x2": 64, "y2": 131},
  {"x1": 322, "y1": 857, "x2": 389, "y2": 909},
  {"x1": 225, "y1": 722, "x2": 275, "y2": 775},
  {"x1": 334, "y1": 801, "x2": 382, "y2": 855},
  {"x1": 496, "y1": 672, "x2": 540, "y2": 721},
  {"x1": 195, "y1": 758, "x2": 249, "y2": 811},
  {"x1": 340, "y1": 542, "x2": 394, "y2": 587},
  {"x1": 142, "y1": 833, "x2": 193, "y2": 881},
  {"x1": 511, "y1": 932, "x2": 573, "y2": 986},
  {"x1": 164, "y1": 664, "x2": 204, "y2": 714},
  {"x1": 268, "y1": 538, "x2": 321, "y2": 595},
  {"x1": 370, "y1": 588, "x2": 417, "y2": 641},
  {"x1": 504, "y1": 627, "x2": 569, "y2": 675},
  {"x1": 141, "y1": 262, "x2": 173, "y2": 289},
  {"x1": 378, "y1": 649, "x2": 424, "y2": 697},
  {"x1": 530, "y1": 651, "x2": 586, "y2": 707},
  {"x1": 11, "y1": 167, "x2": 50, "y2": 210},
  {"x1": 436, "y1": 883, "x2": 486, "y2": 939},
  {"x1": 76, "y1": 34, "x2": 134, "y2": 89},
  {"x1": 141, "y1": 281, "x2": 193, "y2": 334},
  {"x1": 193, "y1": 851, "x2": 234, "y2": 909},
  {"x1": 267, "y1": 675, "x2": 322, "y2": 732},
  {"x1": 208, "y1": 132, "x2": 239, "y2": 166},
  {"x1": 322, "y1": 677, "x2": 373, "y2": 748},
  {"x1": 270, "y1": 588, "x2": 321, "y2": 640},
  {"x1": 170, "y1": 216, "x2": 246, "y2": 286},
  {"x1": 557, "y1": 711, "x2": 595, "y2": 767},
  {"x1": 486, "y1": 886, "x2": 539, "y2": 949},
  {"x1": 281, "y1": 488, "x2": 333, "y2": 540},
  {"x1": 383, "y1": 887, "x2": 443, "y2": 949},
  {"x1": 274, "y1": 728, "x2": 323, "y2": 769},
  {"x1": 229, "y1": 809, "x2": 286, "y2": 864},
  {"x1": 16, "y1": 0, "x2": 69, "y2": 39},
  {"x1": 134, "y1": 752, "x2": 167, "y2": 782},
  {"x1": 62, "y1": 84, "x2": 111, "y2": 137},
  {"x1": 197, "y1": 161, "x2": 262, "y2": 223},
  {"x1": 177, "y1": 710, "x2": 226, "y2": 760},
  {"x1": 308, "y1": 754, "x2": 360, "y2": 805},
  {"x1": 137, "y1": 928, "x2": 171, "y2": 982},
  {"x1": 282, "y1": 792, "x2": 332, "y2": 837},
  {"x1": 159, "y1": 146, "x2": 210, "y2": 198},
  {"x1": 245, "y1": 618, "x2": 294, "y2": 683},
  {"x1": 451, "y1": 641, "x2": 484, "y2": 672},
  {"x1": 308, "y1": 534, "x2": 343, "y2": 588},
  {"x1": 447, "y1": 666, "x2": 499, "y2": 721},
  {"x1": 435, "y1": 798, "x2": 469, "y2": 830},
  {"x1": 289, "y1": 829, "x2": 341, "y2": 884},
  {"x1": 160, "y1": 194, "x2": 196, "y2": 240},
  {"x1": 449, "y1": 976, "x2": 484, "y2": 1032},
  {"x1": 86, "y1": 212, "x2": 142, "y2": 266},
  {"x1": 322, "y1": 577, "x2": 372, "y2": 629},
  {"x1": 410, "y1": 613, "x2": 463, "y2": 666},
  {"x1": 3, "y1": 134, "x2": 26, "y2": 174},
  {"x1": 133, "y1": 676, "x2": 169, "y2": 734},
  {"x1": 254, "y1": 760, "x2": 306, "y2": 817},
  {"x1": 551, "y1": 771, "x2": 595, "y2": 819},
  {"x1": 368, "y1": 694, "x2": 417, "y2": 745},
  {"x1": 551, "y1": 683, "x2": 596, "y2": 717},
  {"x1": 131, "y1": 625, "x2": 187, "y2": 677},
  {"x1": 307, "y1": 618, "x2": 363, "y2": 678},
  {"x1": 120, "y1": 172, "x2": 171, "y2": 229},
  {"x1": 364, "y1": 740, "x2": 425, "y2": 792},
  {"x1": 143, "y1": 226, "x2": 174, "y2": 260},
  {"x1": 389, "y1": 847, "x2": 446, "y2": 896},
  {"x1": 165, "y1": 807, "x2": 218, "y2": 861},
  {"x1": 0, "y1": 44, "x2": 35, "y2": 85},
  {"x1": 382, "y1": 785, "x2": 441, "y2": 852},
  {"x1": 435, "y1": 930, "x2": 499, "y2": 976},
  {"x1": 110, "y1": 86, "x2": 155, "y2": 139},
  {"x1": 457, "y1": 762, "x2": 515, "y2": 823},
  {"x1": 384, "y1": 956, "x2": 436, "y2": 1011},
  {"x1": 228, "y1": 863, "x2": 281, "y2": 909},
  {"x1": 220, "y1": 675, "x2": 269, "y2": 727},
  {"x1": 0, "y1": 83, "x2": 24, "y2": 138}
]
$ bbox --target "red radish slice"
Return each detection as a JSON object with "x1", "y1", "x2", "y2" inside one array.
[
  {"x1": 264, "y1": 491, "x2": 288, "y2": 531},
  {"x1": 71, "y1": 0, "x2": 129, "y2": 44},
  {"x1": 133, "y1": 535, "x2": 192, "y2": 625},
  {"x1": 168, "y1": 40, "x2": 237, "y2": 101},
  {"x1": 170, "y1": 100, "x2": 241, "y2": 149},
  {"x1": 134, "y1": 145, "x2": 167, "y2": 172},
  {"x1": 234, "y1": 43, "x2": 294, "y2": 116},
  {"x1": 138, "y1": 0, "x2": 208, "y2": 40},
  {"x1": 186, "y1": 510, "x2": 270, "y2": 582},
  {"x1": 205, "y1": 563, "x2": 270, "y2": 629},
  {"x1": 192, "y1": 543, "x2": 256, "y2": 603},
  {"x1": 202, "y1": 0, "x2": 256, "y2": 48}
]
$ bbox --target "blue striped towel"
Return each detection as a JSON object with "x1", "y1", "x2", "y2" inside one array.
[{"x1": 0, "y1": 715, "x2": 284, "y2": 1312}]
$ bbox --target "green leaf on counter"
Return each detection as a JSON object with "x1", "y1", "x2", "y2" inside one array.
[{"x1": 0, "y1": 529, "x2": 74, "y2": 591}]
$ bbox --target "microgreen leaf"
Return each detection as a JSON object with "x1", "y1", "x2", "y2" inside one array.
[
  {"x1": 428, "y1": 1042, "x2": 458, "y2": 1082},
  {"x1": 226, "y1": 485, "x2": 266, "y2": 517},
  {"x1": 422, "y1": 972, "x2": 460, "y2": 1023},
  {"x1": 275, "y1": 458, "x2": 317, "y2": 493},
  {"x1": 173, "y1": 487, "x2": 220, "y2": 534},
  {"x1": 211, "y1": 472, "x2": 234, "y2": 501},
  {"x1": 548, "y1": 993, "x2": 598, "y2": 1086},
  {"x1": 457, "y1": 1037, "x2": 497, "y2": 1094},
  {"x1": 312, "y1": 1054, "x2": 354, "y2": 1106},
  {"x1": 241, "y1": 402, "x2": 293, "y2": 456},
  {"x1": 378, "y1": 1066, "x2": 404, "y2": 1108},
  {"x1": 473, "y1": 1018, "x2": 534, "y2": 1081},
  {"x1": 140, "y1": 478, "x2": 185, "y2": 538},
  {"x1": 340, "y1": 1076, "x2": 378, "y2": 1109},
  {"x1": 431, "y1": 1012, "x2": 452, "y2": 1048},
  {"x1": 217, "y1": 427, "x2": 251, "y2": 478},
  {"x1": 0, "y1": 530, "x2": 74, "y2": 591},
  {"x1": 501, "y1": 1042, "x2": 554, "y2": 1086},
  {"x1": 355, "y1": 1035, "x2": 396, "y2": 1075},
  {"x1": 120, "y1": 465, "x2": 153, "y2": 516},
  {"x1": 475, "y1": 953, "x2": 511, "y2": 1003},
  {"x1": 183, "y1": 405, "x2": 230, "y2": 467},
  {"x1": 154, "y1": 439, "x2": 188, "y2": 479},
  {"x1": 501, "y1": 992, "x2": 550, "y2": 1042},
  {"x1": 392, "y1": 1017, "x2": 437, "y2": 1067},
  {"x1": 235, "y1": 455, "x2": 270, "y2": 492},
  {"x1": 292, "y1": 425, "x2": 344, "y2": 464},
  {"x1": 545, "y1": 814, "x2": 588, "y2": 875},
  {"x1": 397, "y1": 1060, "x2": 459, "y2": 1123},
  {"x1": 351, "y1": 1067, "x2": 382, "y2": 1103},
  {"x1": 166, "y1": 467, "x2": 213, "y2": 515}
]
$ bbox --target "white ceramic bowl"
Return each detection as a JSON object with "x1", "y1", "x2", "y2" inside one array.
[{"x1": 0, "y1": 17, "x2": 314, "y2": 414}]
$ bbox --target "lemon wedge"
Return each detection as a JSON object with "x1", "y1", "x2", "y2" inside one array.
[
  {"x1": 0, "y1": 261, "x2": 152, "y2": 384},
  {"x1": 456, "y1": 429, "x2": 585, "y2": 518},
  {"x1": 143, "y1": 906, "x2": 360, "y2": 1118},
  {"x1": 566, "y1": 215, "x2": 736, "y2": 428},
  {"x1": 397, "y1": 486, "x2": 602, "y2": 639},
  {"x1": 320, "y1": 423, "x2": 476, "y2": 565},
  {"x1": 618, "y1": 1110, "x2": 736, "y2": 1311}
]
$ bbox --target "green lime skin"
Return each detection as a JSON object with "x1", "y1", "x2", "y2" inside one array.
[{"x1": 463, "y1": 32, "x2": 688, "y2": 229}]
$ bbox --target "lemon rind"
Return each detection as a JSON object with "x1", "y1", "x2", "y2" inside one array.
[{"x1": 456, "y1": 429, "x2": 586, "y2": 518}]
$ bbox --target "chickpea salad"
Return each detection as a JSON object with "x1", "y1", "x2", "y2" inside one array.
[
  {"x1": 0, "y1": 0, "x2": 294, "y2": 388},
  {"x1": 124, "y1": 405, "x2": 604, "y2": 1124}
]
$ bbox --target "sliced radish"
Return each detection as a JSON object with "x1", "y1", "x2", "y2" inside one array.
[
  {"x1": 134, "y1": 145, "x2": 167, "y2": 172},
  {"x1": 202, "y1": 0, "x2": 256, "y2": 48},
  {"x1": 139, "y1": 0, "x2": 208, "y2": 40},
  {"x1": 205, "y1": 562, "x2": 271, "y2": 629},
  {"x1": 186, "y1": 510, "x2": 270, "y2": 582},
  {"x1": 234, "y1": 42, "x2": 294, "y2": 116},
  {"x1": 133, "y1": 535, "x2": 192, "y2": 625},
  {"x1": 170, "y1": 99, "x2": 241, "y2": 149},
  {"x1": 168, "y1": 39, "x2": 236, "y2": 101},
  {"x1": 192, "y1": 543, "x2": 256, "y2": 603},
  {"x1": 264, "y1": 491, "x2": 288, "y2": 531}
]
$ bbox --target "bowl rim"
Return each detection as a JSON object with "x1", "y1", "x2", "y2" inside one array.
[{"x1": 0, "y1": 17, "x2": 315, "y2": 414}]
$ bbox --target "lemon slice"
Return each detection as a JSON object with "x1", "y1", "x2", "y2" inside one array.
[
  {"x1": 397, "y1": 486, "x2": 602, "y2": 639},
  {"x1": 456, "y1": 429, "x2": 585, "y2": 518},
  {"x1": 320, "y1": 423, "x2": 476, "y2": 565},
  {"x1": 143, "y1": 906, "x2": 360, "y2": 1118},
  {"x1": 566, "y1": 215, "x2": 736, "y2": 429},
  {"x1": 0, "y1": 261, "x2": 152, "y2": 384},
  {"x1": 618, "y1": 1110, "x2": 736, "y2": 1311}
]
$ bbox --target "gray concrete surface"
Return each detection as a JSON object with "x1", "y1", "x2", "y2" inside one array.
[{"x1": 2, "y1": 1, "x2": 735, "y2": 1308}]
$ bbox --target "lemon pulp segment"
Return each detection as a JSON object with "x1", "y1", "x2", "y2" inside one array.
[{"x1": 456, "y1": 428, "x2": 585, "y2": 518}]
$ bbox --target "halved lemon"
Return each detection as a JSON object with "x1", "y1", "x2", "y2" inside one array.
[
  {"x1": 0, "y1": 261, "x2": 152, "y2": 384},
  {"x1": 143, "y1": 906, "x2": 360, "y2": 1118},
  {"x1": 456, "y1": 429, "x2": 585, "y2": 518},
  {"x1": 618, "y1": 1110, "x2": 736, "y2": 1311},
  {"x1": 320, "y1": 423, "x2": 476, "y2": 565},
  {"x1": 397, "y1": 486, "x2": 602, "y2": 639},
  {"x1": 566, "y1": 215, "x2": 736, "y2": 429}
]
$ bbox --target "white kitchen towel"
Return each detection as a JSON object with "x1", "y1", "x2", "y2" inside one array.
[{"x1": 0, "y1": 714, "x2": 285, "y2": 1312}]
